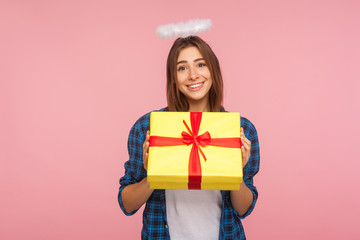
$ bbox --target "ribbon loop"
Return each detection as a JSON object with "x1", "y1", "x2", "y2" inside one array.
[
  {"x1": 196, "y1": 131, "x2": 211, "y2": 147},
  {"x1": 181, "y1": 131, "x2": 194, "y2": 145}
]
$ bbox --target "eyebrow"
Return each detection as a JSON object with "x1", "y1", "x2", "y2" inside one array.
[{"x1": 176, "y1": 58, "x2": 205, "y2": 65}]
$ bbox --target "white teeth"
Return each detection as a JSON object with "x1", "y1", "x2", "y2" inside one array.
[{"x1": 188, "y1": 83, "x2": 202, "y2": 88}]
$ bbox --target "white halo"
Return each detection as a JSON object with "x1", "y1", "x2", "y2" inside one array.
[{"x1": 156, "y1": 19, "x2": 212, "y2": 39}]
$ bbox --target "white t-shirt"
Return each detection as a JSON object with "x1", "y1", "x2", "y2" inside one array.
[{"x1": 166, "y1": 189, "x2": 222, "y2": 240}]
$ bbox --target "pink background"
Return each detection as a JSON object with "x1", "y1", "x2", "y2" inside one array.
[{"x1": 1, "y1": 0, "x2": 359, "y2": 239}]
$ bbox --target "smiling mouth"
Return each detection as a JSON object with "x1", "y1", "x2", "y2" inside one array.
[{"x1": 187, "y1": 82, "x2": 204, "y2": 89}]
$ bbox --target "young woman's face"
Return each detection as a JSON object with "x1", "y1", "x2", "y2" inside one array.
[{"x1": 176, "y1": 46, "x2": 213, "y2": 107}]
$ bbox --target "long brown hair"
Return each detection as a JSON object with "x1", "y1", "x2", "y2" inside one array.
[{"x1": 166, "y1": 36, "x2": 223, "y2": 112}]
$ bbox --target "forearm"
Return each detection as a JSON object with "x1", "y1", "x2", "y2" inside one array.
[
  {"x1": 121, "y1": 177, "x2": 154, "y2": 214},
  {"x1": 230, "y1": 181, "x2": 253, "y2": 216}
]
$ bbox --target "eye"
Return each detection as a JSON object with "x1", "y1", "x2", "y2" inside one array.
[
  {"x1": 178, "y1": 66, "x2": 186, "y2": 71},
  {"x1": 198, "y1": 62, "x2": 206, "y2": 67}
]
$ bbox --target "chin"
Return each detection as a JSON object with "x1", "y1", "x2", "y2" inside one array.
[{"x1": 185, "y1": 92, "x2": 210, "y2": 102}]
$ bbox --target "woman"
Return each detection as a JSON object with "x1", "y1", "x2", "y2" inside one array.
[{"x1": 118, "y1": 36, "x2": 260, "y2": 240}]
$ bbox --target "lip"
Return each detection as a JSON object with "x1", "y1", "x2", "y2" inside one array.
[{"x1": 187, "y1": 81, "x2": 205, "y2": 92}]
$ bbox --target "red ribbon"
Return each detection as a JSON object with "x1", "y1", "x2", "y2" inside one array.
[{"x1": 149, "y1": 112, "x2": 241, "y2": 189}]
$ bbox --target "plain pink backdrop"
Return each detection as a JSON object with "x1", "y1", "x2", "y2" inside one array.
[{"x1": 1, "y1": 0, "x2": 359, "y2": 239}]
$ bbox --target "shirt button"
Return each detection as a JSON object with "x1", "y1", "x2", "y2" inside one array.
[{"x1": 165, "y1": 225, "x2": 168, "y2": 228}]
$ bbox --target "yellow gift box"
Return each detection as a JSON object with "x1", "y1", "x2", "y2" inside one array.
[{"x1": 147, "y1": 112, "x2": 243, "y2": 190}]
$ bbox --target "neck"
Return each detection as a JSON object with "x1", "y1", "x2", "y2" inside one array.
[{"x1": 188, "y1": 99, "x2": 210, "y2": 112}]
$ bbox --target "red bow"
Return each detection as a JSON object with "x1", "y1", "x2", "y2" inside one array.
[{"x1": 181, "y1": 119, "x2": 211, "y2": 162}]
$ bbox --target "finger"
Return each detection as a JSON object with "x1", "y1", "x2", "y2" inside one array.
[
  {"x1": 241, "y1": 146, "x2": 249, "y2": 162},
  {"x1": 242, "y1": 134, "x2": 251, "y2": 146},
  {"x1": 241, "y1": 146, "x2": 245, "y2": 158},
  {"x1": 143, "y1": 146, "x2": 146, "y2": 159},
  {"x1": 244, "y1": 139, "x2": 251, "y2": 148},
  {"x1": 241, "y1": 133, "x2": 250, "y2": 145},
  {"x1": 240, "y1": 128, "x2": 248, "y2": 141},
  {"x1": 241, "y1": 138, "x2": 251, "y2": 150},
  {"x1": 144, "y1": 131, "x2": 150, "y2": 145},
  {"x1": 143, "y1": 131, "x2": 150, "y2": 148},
  {"x1": 143, "y1": 147, "x2": 149, "y2": 169},
  {"x1": 240, "y1": 130, "x2": 245, "y2": 143},
  {"x1": 241, "y1": 145, "x2": 246, "y2": 154},
  {"x1": 143, "y1": 141, "x2": 149, "y2": 153},
  {"x1": 143, "y1": 152, "x2": 148, "y2": 171},
  {"x1": 242, "y1": 146, "x2": 250, "y2": 160}
]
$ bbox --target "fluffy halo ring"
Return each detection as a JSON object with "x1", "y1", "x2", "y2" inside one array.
[{"x1": 156, "y1": 19, "x2": 212, "y2": 39}]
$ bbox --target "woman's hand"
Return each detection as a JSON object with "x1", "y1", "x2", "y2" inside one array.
[
  {"x1": 121, "y1": 131, "x2": 153, "y2": 214},
  {"x1": 241, "y1": 127, "x2": 251, "y2": 168},
  {"x1": 142, "y1": 130, "x2": 150, "y2": 171},
  {"x1": 230, "y1": 127, "x2": 253, "y2": 216}
]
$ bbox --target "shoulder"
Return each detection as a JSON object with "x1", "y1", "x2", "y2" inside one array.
[
  {"x1": 240, "y1": 116, "x2": 256, "y2": 131},
  {"x1": 221, "y1": 107, "x2": 258, "y2": 134},
  {"x1": 240, "y1": 116, "x2": 258, "y2": 140},
  {"x1": 130, "y1": 107, "x2": 168, "y2": 133}
]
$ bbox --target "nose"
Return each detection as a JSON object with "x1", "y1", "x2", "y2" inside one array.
[{"x1": 188, "y1": 66, "x2": 199, "y2": 80}]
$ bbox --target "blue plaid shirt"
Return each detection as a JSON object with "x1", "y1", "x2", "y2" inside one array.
[{"x1": 118, "y1": 108, "x2": 260, "y2": 240}]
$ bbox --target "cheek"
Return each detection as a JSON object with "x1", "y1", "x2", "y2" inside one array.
[
  {"x1": 206, "y1": 69, "x2": 212, "y2": 79},
  {"x1": 199, "y1": 68, "x2": 211, "y2": 78},
  {"x1": 204, "y1": 71, "x2": 212, "y2": 84},
  {"x1": 174, "y1": 77, "x2": 183, "y2": 92},
  {"x1": 176, "y1": 73, "x2": 187, "y2": 84}
]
